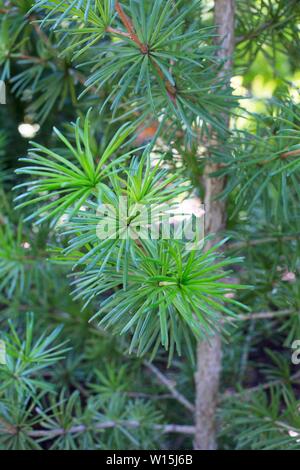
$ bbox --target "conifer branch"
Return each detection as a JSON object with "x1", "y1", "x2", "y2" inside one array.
[
  {"x1": 114, "y1": 1, "x2": 147, "y2": 53},
  {"x1": 281, "y1": 148, "x2": 300, "y2": 159},
  {"x1": 25, "y1": 421, "x2": 196, "y2": 438},
  {"x1": 114, "y1": 0, "x2": 177, "y2": 103},
  {"x1": 4, "y1": 0, "x2": 300, "y2": 452},
  {"x1": 151, "y1": 61, "x2": 177, "y2": 104},
  {"x1": 194, "y1": 0, "x2": 235, "y2": 452}
]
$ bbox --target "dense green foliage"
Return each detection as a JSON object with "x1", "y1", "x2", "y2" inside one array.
[{"x1": 1, "y1": 0, "x2": 300, "y2": 450}]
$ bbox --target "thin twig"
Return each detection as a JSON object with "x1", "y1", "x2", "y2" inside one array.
[
  {"x1": 160, "y1": 424, "x2": 195, "y2": 435},
  {"x1": 26, "y1": 420, "x2": 195, "y2": 438},
  {"x1": 0, "y1": 417, "x2": 17, "y2": 435},
  {"x1": 227, "y1": 234, "x2": 300, "y2": 250},
  {"x1": 194, "y1": 0, "x2": 235, "y2": 450},
  {"x1": 221, "y1": 370, "x2": 300, "y2": 401},
  {"x1": 151, "y1": 60, "x2": 177, "y2": 104},
  {"x1": 12, "y1": 54, "x2": 45, "y2": 62},
  {"x1": 236, "y1": 1, "x2": 296, "y2": 46},
  {"x1": 114, "y1": 0, "x2": 176, "y2": 102},
  {"x1": 127, "y1": 392, "x2": 173, "y2": 400},
  {"x1": 225, "y1": 308, "x2": 297, "y2": 323},
  {"x1": 144, "y1": 361, "x2": 195, "y2": 413},
  {"x1": 106, "y1": 25, "x2": 131, "y2": 39},
  {"x1": 281, "y1": 148, "x2": 300, "y2": 159},
  {"x1": 114, "y1": 1, "x2": 148, "y2": 53}
]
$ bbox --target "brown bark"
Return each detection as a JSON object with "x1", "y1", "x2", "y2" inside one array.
[{"x1": 194, "y1": 0, "x2": 235, "y2": 450}]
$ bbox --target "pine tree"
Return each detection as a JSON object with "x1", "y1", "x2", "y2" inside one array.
[{"x1": 1, "y1": 0, "x2": 300, "y2": 450}]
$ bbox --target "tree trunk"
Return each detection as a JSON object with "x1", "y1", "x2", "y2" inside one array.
[{"x1": 194, "y1": 0, "x2": 235, "y2": 451}]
